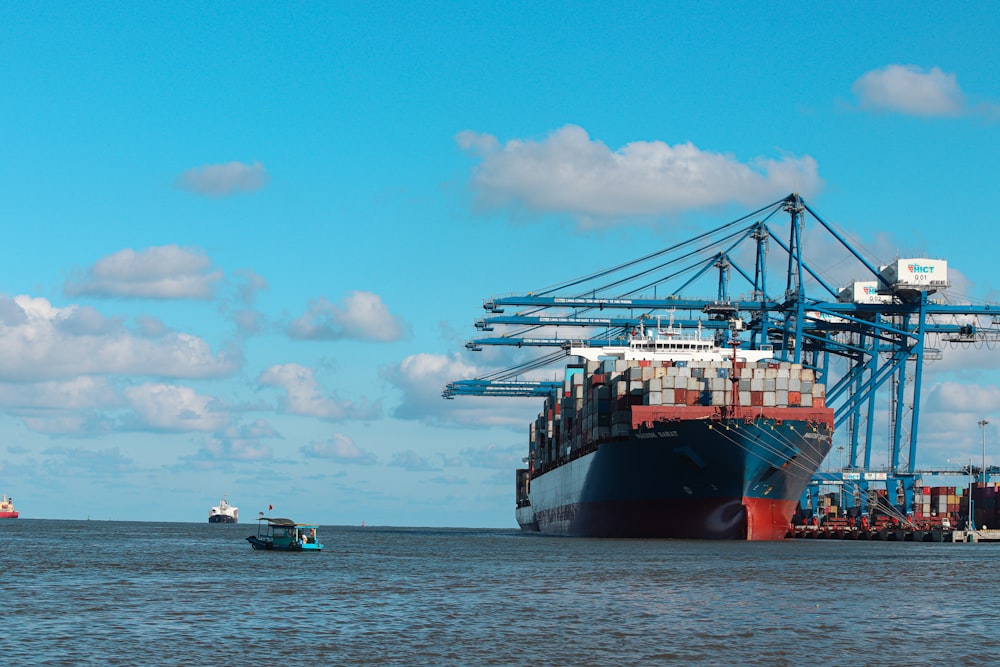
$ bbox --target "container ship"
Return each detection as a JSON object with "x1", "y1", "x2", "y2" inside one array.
[
  {"x1": 515, "y1": 320, "x2": 834, "y2": 540},
  {"x1": 0, "y1": 494, "x2": 17, "y2": 519},
  {"x1": 208, "y1": 495, "x2": 238, "y2": 523}
]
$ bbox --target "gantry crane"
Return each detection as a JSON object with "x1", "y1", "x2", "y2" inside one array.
[{"x1": 444, "y1": 193, "x2": 1000, "y2": 516}]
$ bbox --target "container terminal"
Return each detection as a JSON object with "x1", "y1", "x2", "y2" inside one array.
[{"x1": 445, "y1": 194, "x2": 1000, "y2": 540}]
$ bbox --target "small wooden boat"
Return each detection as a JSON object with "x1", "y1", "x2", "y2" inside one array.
[{"x1": 246, "y1": 516, "x2": 323, "y2": 551}]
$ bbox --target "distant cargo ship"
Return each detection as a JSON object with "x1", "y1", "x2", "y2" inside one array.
[
  {"x1": 208, "y1": 495, "x2": 238, "y2": 523},
  {"x1": 0, "y1": 494, "x2": 17, "y2": 519},
  {"x1": 515, "y1": 320, "x2": 834, "y2": 540}
]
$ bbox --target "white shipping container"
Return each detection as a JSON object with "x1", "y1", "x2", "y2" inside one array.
[
  {"x1": 838, "y1": 280, "x2": 893, "y2": 304},
  {"x1": 645, "y1": 391, "x2": 662, "y2": 406},
  {"x1": 879, "y1": 258, "x2": 948, "y2": 290}
]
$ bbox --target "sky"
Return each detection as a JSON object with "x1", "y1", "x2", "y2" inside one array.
[{"x1": 1, "y1": 2, "x2": 999, "y2": 525}]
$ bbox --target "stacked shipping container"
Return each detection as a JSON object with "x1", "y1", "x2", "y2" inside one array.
[{"x1": 529, "y1": 358, "x2": 826, "y2": 474}]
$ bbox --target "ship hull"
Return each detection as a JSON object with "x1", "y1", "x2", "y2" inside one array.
[
  {"x1": 0, "y1": 511, "x2": 18, "y2": 519},
  {"x1": 208, "y1": 515, "x2": 237, "y2": 524},
  {"x1": 519, "y1": 408, "x2": 833, "y2": 540}
]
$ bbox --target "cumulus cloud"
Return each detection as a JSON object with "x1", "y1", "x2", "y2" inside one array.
[
  {"x1": 384, "y1": 351, "x2": 539, "y2": 427},
  {"x1": 233, "y1": 268, "x2": 268, "y2": 306},
  {"x1": 123, "y1": 383, "x2": 230, "y2": 432},
  {"x1": 175, "y1": 160, "x2": 269, "y2": 197},
  {"x1": 852, "y1": 65, "x2": 965, "y2": 117},
  {"x1": 301, "y1": 433, "x2": 378, "y2": 465},
  {"x1": 40, "y1": 446, "x2": 136, "y2": 477},
  {"x1": 258, "y1": 362, "x2": 381, "y2": 420},
  {"x1": 456, "y1": 125, "x2": 822, "y2": 224},
  {"x1": 923, "y1": 381, "x2": 1000, "y2": 414},
  {"x1": 288, "y1": 291, "x2": 410, "y2": 342},
  {"x1": 195, "y1": 419, "x2": 278, "y2": 462},
  {"x1": 0, "y1": 376, "x2": 120, "y2": 410},
  {"x1": 65, "y1": 245, "x2": 223, "y2": 300},
  {"x1": 0, "y1": 295, "x2": 238, "y2": 381},
  {"x1": 390, "y1": 449, "x2": 439, "y2": 471}
]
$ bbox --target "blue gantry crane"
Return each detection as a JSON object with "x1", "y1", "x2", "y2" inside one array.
[{"x1": 444, "y1": 193, "x2": 1000, "y2": 517}]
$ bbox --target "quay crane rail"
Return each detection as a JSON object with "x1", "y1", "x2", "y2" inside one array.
[{"x1": 444, "y1": 193, "x2": 1000, "y2": 516}]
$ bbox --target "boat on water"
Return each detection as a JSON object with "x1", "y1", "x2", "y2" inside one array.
[
  {"x1": 515, "y1": 319, "x2": 834, "y2": 540},
  {"x1": 208, "y1": 495, "x2": 238, "y2": 523},
  {"x1": 246, "y1": 516, "x2": 324, "y2": 551},
  {"x1": 0, "y1": 494, "x2": 17, "y2": 519}
]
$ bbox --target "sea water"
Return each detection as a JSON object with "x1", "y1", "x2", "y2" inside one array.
[{"x1": 3, "y1": 520, "x2": 998, "y2": 666}]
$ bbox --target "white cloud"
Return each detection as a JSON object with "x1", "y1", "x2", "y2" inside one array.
[
  {"x1": 457, "y1": 125, "x2": 822, "y2": 224},
  {"x1": 288, "y1": 291, "x2": 410, "y2": 342},
  {"x1": 65, "y1": 245, "x2": 222, "y2": 300},
  {"x1": 390, "y1": 449, "x2": 440, "y2": 471},
  {"x1": 923, "y1": 381, "x2": 1000, "y2": 415},
  {"x1": 0, "y1": 295, "x2": 237, "y2": 381},
  {"x1": 233, "y1": 268, "x2": 268, "y2": 305},
  {"x1": 258, "y1": 362, "x2": 381, "y2": 420},
  {"x1": 852, "y1": 65, "x2": 965, "y2": 116},
  {"x1": 385, "y1": 352, "x2": 539, "y2": 427},
  {"x1": 195, "y1": 419, "x2": 278, "y2": 462},
  {"x1": 175, "y1": 160, "x2": 269, "y2": 197},
  {"x1": 301, "y1": 433, "x2": 378, "y2": 465},
  {"x1": 0, "y1": 376, "x2": 119, "y2": 410},
  {"x1": 123, "y1": 383, "x2": 230, "y2": 432}
]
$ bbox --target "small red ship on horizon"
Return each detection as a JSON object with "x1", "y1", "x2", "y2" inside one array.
[{"x1": 0, "y1": 494, "x2": 17, "y2": 519}]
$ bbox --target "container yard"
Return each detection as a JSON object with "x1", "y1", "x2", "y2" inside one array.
[{"x1": 790, "y1": 482, "x2": 1000, "y2": 542}]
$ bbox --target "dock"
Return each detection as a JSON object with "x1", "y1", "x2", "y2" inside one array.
[{"x1": 788, "y1": 525, "x2": 1000, "y2": 543}]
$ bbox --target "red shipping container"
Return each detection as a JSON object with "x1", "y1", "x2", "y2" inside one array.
[
  {"x1": 751, "y1": 391, "x2": 764, "y2": 406},
  {"x1": 789, "y1": 391, "x2": 801, "y2": 405}
]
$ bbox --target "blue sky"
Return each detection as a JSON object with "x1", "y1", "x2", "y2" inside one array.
[{"x1": 1, "y1": 2, "x2": 998, "y2": 525}]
